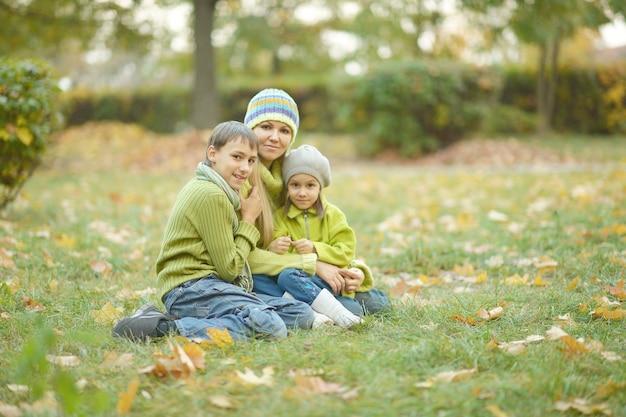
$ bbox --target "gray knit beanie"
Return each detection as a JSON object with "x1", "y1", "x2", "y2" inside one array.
[{"x1": 282, "y1": 145, "x2": 331, "y2": 188}]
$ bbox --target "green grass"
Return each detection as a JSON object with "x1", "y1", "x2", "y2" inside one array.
[{"x1": 0, "y1": 134, "x2": 625, "y2": 416}]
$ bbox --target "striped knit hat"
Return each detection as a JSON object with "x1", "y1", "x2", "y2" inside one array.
[{"x1": 244, "y1": 88, "x2": 300, "y2": 142}]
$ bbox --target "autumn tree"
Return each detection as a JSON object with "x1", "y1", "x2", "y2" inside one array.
[{"x1": 459, "y1": 0, "x2": 626, "y2": 132}]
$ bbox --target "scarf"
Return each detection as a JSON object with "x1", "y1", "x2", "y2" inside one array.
[
  {"x1": 261, "y1": 159, "x2": 284, "y2": 200},
  {"x1": 195, "y1": 162, "x2": 253, "y2": 292}
]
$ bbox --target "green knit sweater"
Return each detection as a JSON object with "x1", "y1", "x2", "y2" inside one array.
[{"x1": 156, "y1": 177, "x2": 260, "y2": 301}]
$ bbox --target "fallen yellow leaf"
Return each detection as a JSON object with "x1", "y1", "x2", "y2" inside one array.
[{"x1": 116, "y1": 376, "x2": 139, "y2": 415}]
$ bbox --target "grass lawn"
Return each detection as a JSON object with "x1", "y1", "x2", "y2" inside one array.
[{"x1": 1, "y1": 128, "x2": 625, "y2": 417}]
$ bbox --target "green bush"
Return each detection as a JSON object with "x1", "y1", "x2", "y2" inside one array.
[
  {"x1": 0, "y1": 59, "x2": 60, "y2": 210},
  {"x1": 480, "y1": 104, "x2": 538, "y2": 135},
  {"x1": 336, "y1": 60, "x2": 501, "y2": 158}
]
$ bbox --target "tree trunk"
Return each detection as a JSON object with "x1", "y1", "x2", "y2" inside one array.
[
  {"x1": 192, "y1": 0, "x2": 220, "y2": 130},
  {"x1": 536, "y1": 31, "x2": 561, "y2": 134},
  {"x1": 545, "y1": 31, "x2": 560, "y2": 132},
  {"x1": 536, "y1": 41, "x2": 548, "y2": 133}
]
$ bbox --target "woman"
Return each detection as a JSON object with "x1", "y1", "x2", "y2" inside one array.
[{"x1": 242, "y1": 89, "x2": 391, "y2": 316}]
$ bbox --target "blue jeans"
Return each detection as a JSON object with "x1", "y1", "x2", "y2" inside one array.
[
  {"x1": 163, "y1": 275, "x2": 314, "y2": 341},
  {"x1": 253, "y1": 268, "x2": 364, "y2": 316},
  {"x1": 355, "y1": 288, "x2": 391, "y2": 315}
]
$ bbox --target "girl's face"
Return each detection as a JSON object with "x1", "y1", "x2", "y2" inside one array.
[
  {"x1": 207, "y1": 138, "x2": 257, "y2": 190},
  {"x1": 251, "y1": 121, "x2": 293, "y2": 167},
  {"x1": 286, "y1": 173, "x2": 321, "y2": 210}
]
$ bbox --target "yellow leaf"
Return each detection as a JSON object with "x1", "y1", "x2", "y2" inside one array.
[
  {"x1": 533, "y1": 274, "x2": 549, "y2": 287},
  {"x1": 0, "y1": 128, "x2": 11, "y2": 141},
  {"x1": 49, "y1": 279, "x2": 58, "y2": 292},
  {"x1": 209, "y1": 395, "x2": 236, "y2": 409},
  {"x1": 207, "y1": 327, "x2": 234, "y2": 350},
  {"x1": 22, "y1": 296, "x2": 45, "y2": 312},
  {"x1": 286, "y1": 371, "x2": 355, "y2": 399},
  {"x1": 475, "y1": 271, "x2": 488, "y2": 283},
  {"x1": 535, "y1": 256, "x2": 557, "y2": 274},
  {"x1": 182, "y1": 342, "x2": 206, "y2": 370},
  {"x1": 55, "y1": 234, "x2": 76, "y2": 249},
  {"x1": 452, "y1": 315, "x2": 483, "y2": 326},
  {"x1": 432, "y1": 368, "x2": 477, "y2": 383},
  {"x1": 235, "y1": 367, "x2": 274, "y2": 387},
  {"x1": 16, "y1": 127, "x2": 33, "y2": 145},
  {"x1": 567, "y1": 276, "x2": 579, "y2": 291},
  {"x1": 486, "y1": 403, "x2": 510, "y2": 417},
  {"x1": 591, "y1": 306, "x2": 626, "y2": 320},
  {"x1": 477, "y1": 306, "x2": 504, "y2": 321},
  {"x1": 554, "y1": 398, "x2": 612, "y2": 415},
  {"x1": 91, "y1": 302, "x2": 124, "y2": 325},
  {"x1": 604, "y1": 279, "x2": 626, "y2": 300},
  {"x1": 100, "y1": 351, "x2": 134, "y2": 370},
  {"x1": 116, "y1": 376, "x2": 139, "y2": 415}
]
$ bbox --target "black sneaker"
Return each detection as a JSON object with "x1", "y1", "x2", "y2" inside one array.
[{"x1": 112, "y1": 303, "x2": 171, "y2": 342}]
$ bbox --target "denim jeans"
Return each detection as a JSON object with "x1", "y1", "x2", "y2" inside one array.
[
  {"x1": 253, "y1": 268, "x2": 364, "y2": 316},
  {"x1": 355, "y1": 288, "x2": 391, "y2": 315},
  {"x1": 163, "y1": 275, "x2": 314, "y2": 341}
]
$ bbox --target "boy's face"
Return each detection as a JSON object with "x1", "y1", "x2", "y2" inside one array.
[
  {"x1": 207, "y1": 138, "x2": 257, "y2": 190},
  {"x1": 286, "y1": 173, "x2": 321, "y2": 210}
]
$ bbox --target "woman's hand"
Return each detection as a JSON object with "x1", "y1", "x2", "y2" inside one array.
[
  {"x1": 291, "y1": 238, "x2": 315, "y2": 254},
  {"x1": 268, "y1": 236, "x2": 291, "y2": 254},
  {"x1": 239, "y1": 186, "x2": 262, "y2": 224},
  {"x1": 315, "y1": 261, "x2": 345, "y2": 294},
  {"x1": 339, "y1": 267, "x2": 365, "y2": 294}
]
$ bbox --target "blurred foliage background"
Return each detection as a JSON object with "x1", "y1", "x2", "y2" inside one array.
[{"x1": 1, "y1": 0, "x2": 625, "y2": 166}]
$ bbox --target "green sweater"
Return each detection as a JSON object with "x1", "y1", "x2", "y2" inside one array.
[{"x1": 156, "y1": 178, "x2": 260, "y2": 301}]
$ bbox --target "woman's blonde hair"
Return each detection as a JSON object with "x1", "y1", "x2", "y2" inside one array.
[{"x1": 204, "y1": 121, "x2": 274, "y2": 246}]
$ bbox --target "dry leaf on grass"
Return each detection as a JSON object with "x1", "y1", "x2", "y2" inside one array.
[
  {"x1": 235, "y1": 367, "x2": 274, "y2": 387},
  {"x1": 477, "y1": 306, "x2": 504, "y2": 321},
  {"x1": 416, "y1": 368, "x2": 477, "y2": 388},
  {"x1": 285, "y1": 372, "x2": 357, "y2": 400},
  {"x1": 140, "y1": 339, "x2": 205, "y2": 380},
  {"x1": 46, "y1": 355, "x2": 80, "y2": 367},
  {"x1": 554, "y1": 398, "x2": 612, "y2": 415},
  {"x1": 89, "y1": 259, "x2": 113, "y2": 276},
  {"x1": 91, "y1": 302, "x2": 124, "y2": 325},
  {"x1": 116, "y1": 376, "x2": 139, "y2": 415},
  {"x1": 604, "y1": 279, "x2": 625, "y2": 299},
  {"x1": 99, "y1": 351, "x2": 134, "y2": 370}
]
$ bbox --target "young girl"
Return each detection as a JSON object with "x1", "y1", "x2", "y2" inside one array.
[
  {"x1": 254, "y1": 144, "x2": 376, "y2": 328},
  {"x1": 112, "y1": 121, "x2": 314, "y2": 342}
]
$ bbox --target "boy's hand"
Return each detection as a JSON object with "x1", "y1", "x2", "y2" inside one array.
[{"x1": 239, "y1": 186, "x2": 262, "y2": 224}]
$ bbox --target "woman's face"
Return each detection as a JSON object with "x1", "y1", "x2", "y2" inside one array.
[{"x1": 251, "y1": 120, "x2": 293, "y2": 167}]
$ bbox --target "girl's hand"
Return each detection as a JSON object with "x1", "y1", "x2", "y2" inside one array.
[
  {"x1": 239, "y1": 186, "x2": 262, "y2": 224},
  {"x1": 291, "y1": 238, "x2": 315, "y2": 254},
  {"x1": 268, "y1": 236, "x2": 291, "y2": 254},
  {"x1": 339, "y1": 267, "x2": 365, "y2": 294}
]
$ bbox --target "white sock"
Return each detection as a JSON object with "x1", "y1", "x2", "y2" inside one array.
[{"x1": 310, "y1": 289, "x2": 363, "y2": 329}]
